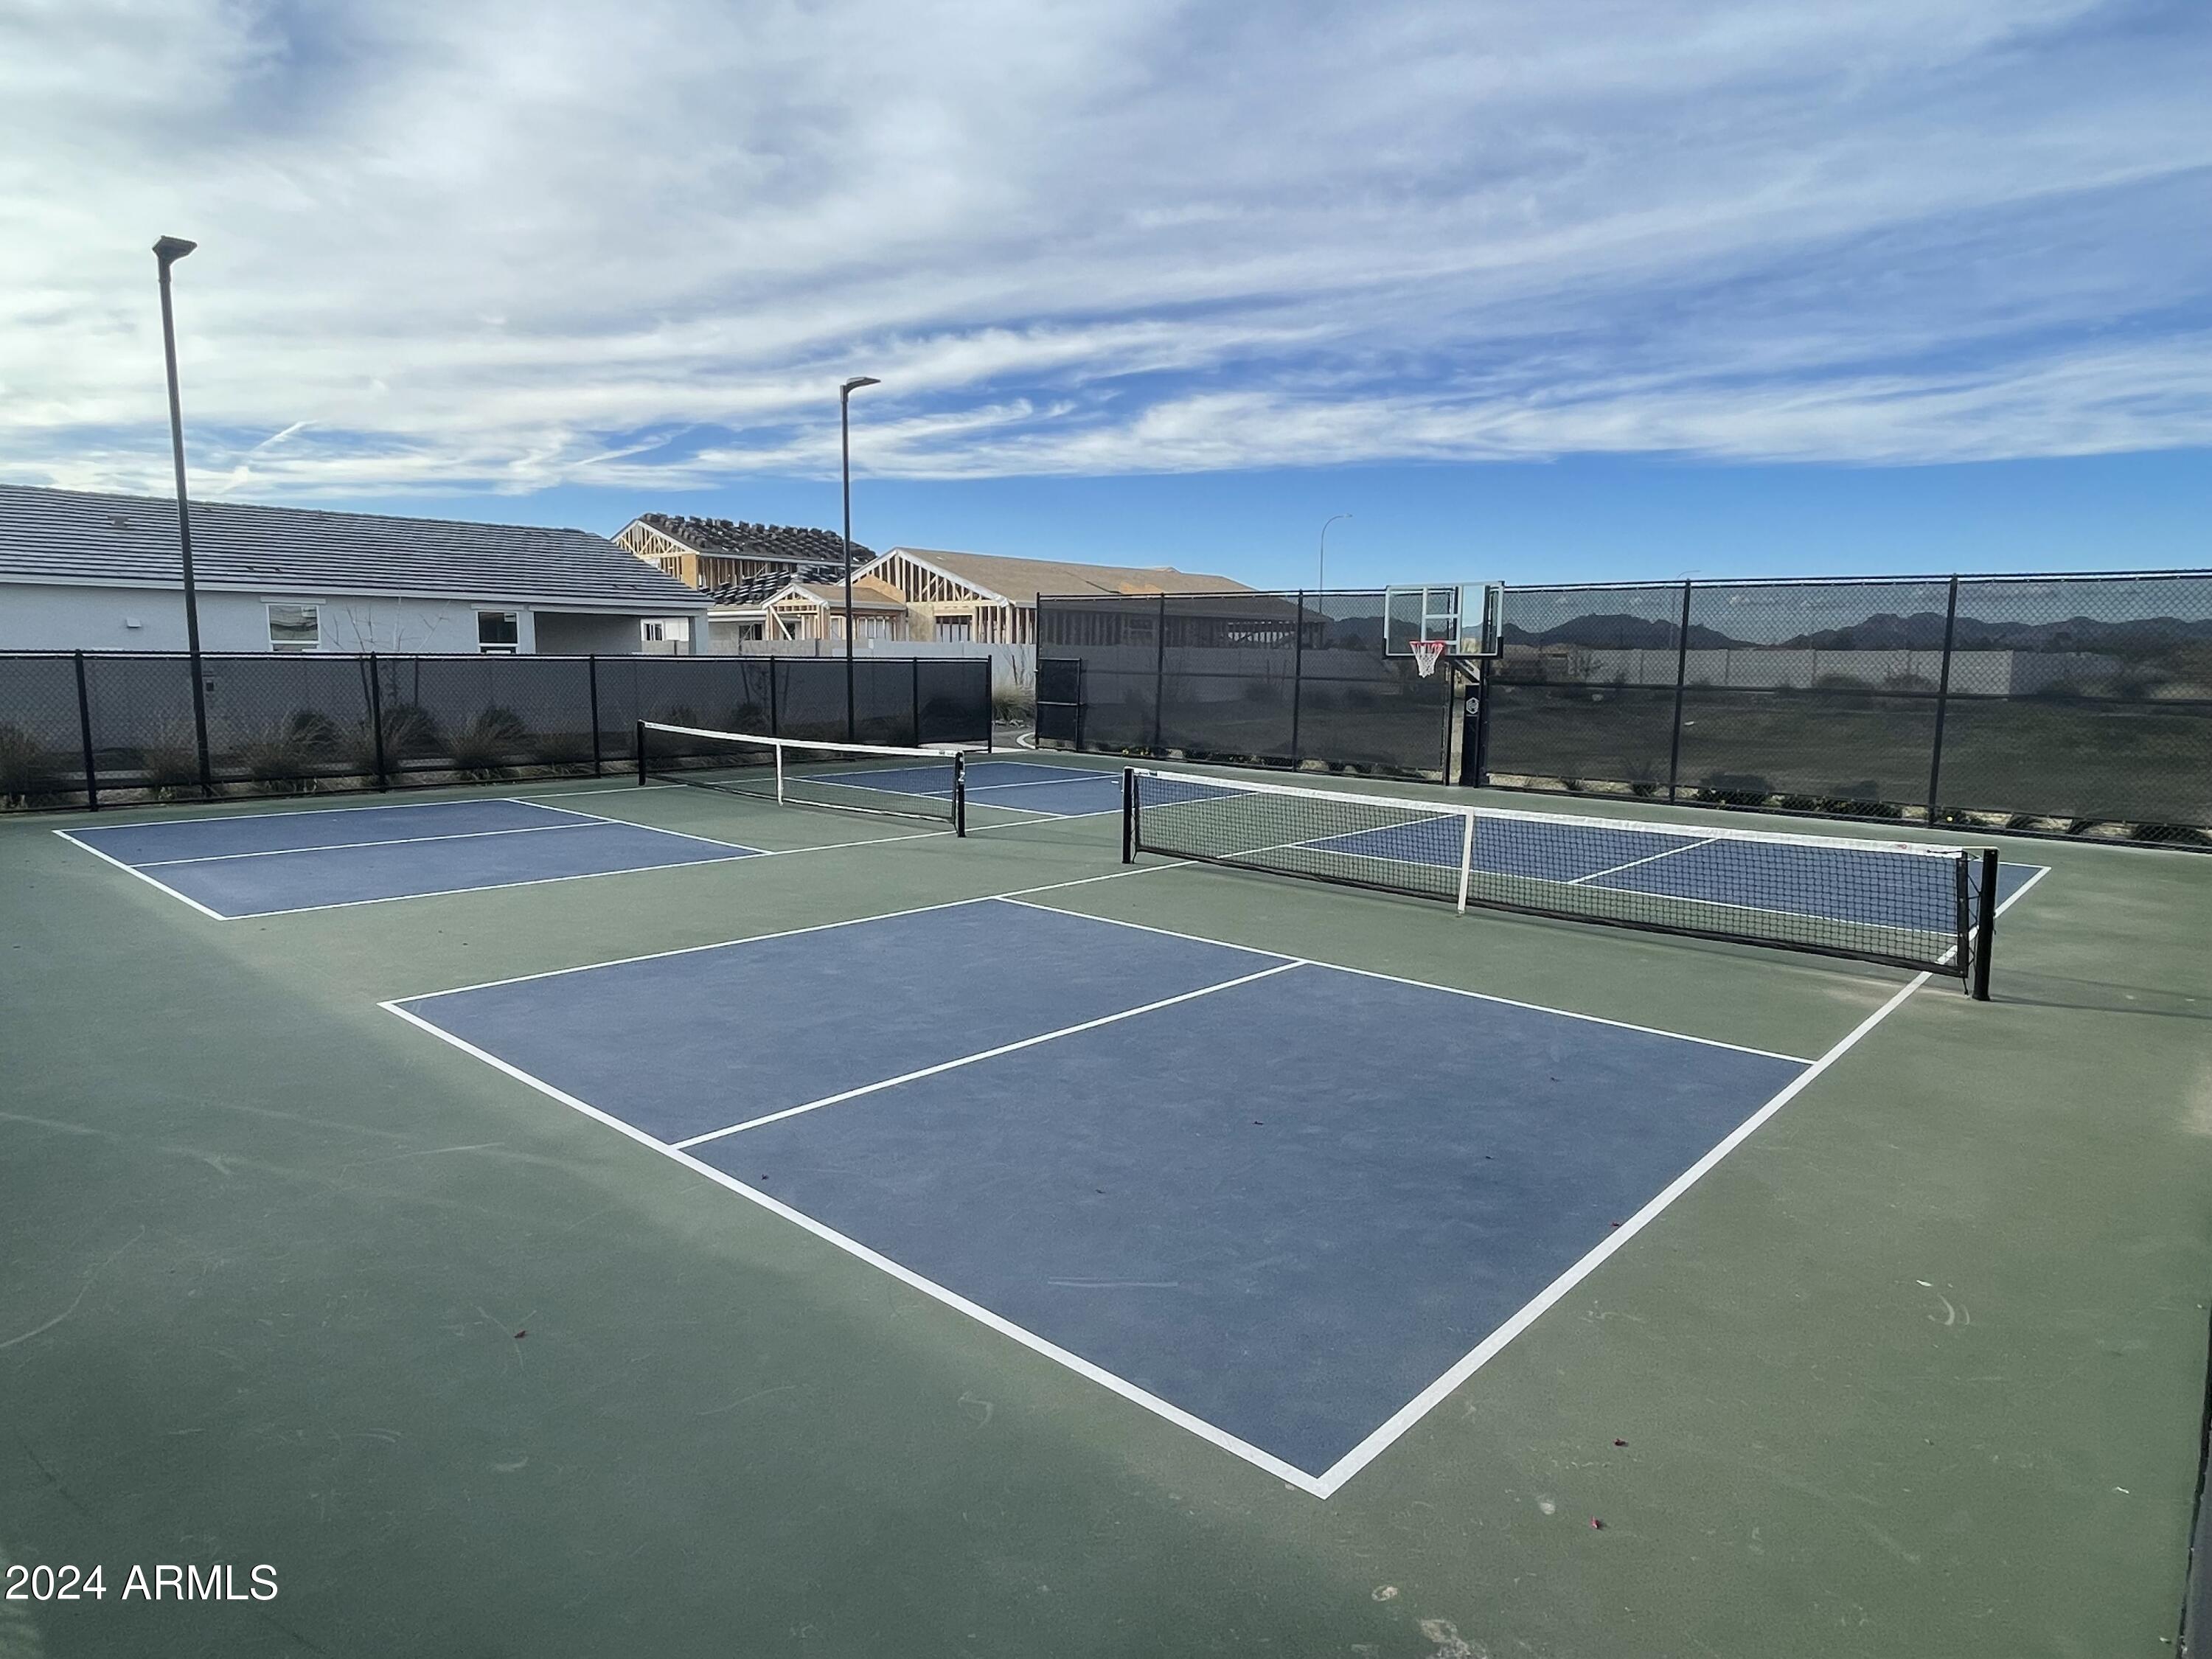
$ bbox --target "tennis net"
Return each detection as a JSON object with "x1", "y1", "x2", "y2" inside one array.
[
  {"x1": 1121, "y1": 767, "x2": 2003, "y2": 994},
  {"x1": 639, "y1": 722, "x2": 969, "y2": 833}
]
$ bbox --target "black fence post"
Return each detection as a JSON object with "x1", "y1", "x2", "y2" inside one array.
[
  {"x1": 911, "y1": 657, "x2": 922, "y2": 748},
  {"x1": 192, "y1": 657, "x2": 215, "y2": 799},
  {"x1": 1926, "y1": 575, "x2": 1960, "y2": 824},
  {"x1": 1151, "y1": 593, "x2": 1167, "y2": 754},
  {"x1": 588, "y1": 655, "x2": 602, "y2": 777},
  {"x1": 1469, "y1": 666, "x2": 1493, "y2": 787},
  {"x1": 72, "y1": 650, "x2": 98, "y2": 811},
  {"x1": 1290, "y1": 589, "x2": 1306, "y2": 760},
  {"x1": 1665, "y1": 580, "x2": 1693, "y2": 802},
  {"x1": 768, "y1": 658, "x2": 780, "y2": 737},
  {"x1": 366, "y1": 652, "x2": 389, "y2": 790}
]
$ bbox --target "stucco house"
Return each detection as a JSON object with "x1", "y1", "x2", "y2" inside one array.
[{"x1": 0, "y1": 484, "x2": 708, "y2": 655}]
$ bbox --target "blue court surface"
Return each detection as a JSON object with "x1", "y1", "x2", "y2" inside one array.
[
  {"x1": 827, "y1": 757, "x2": 1126, "y2": 818},
  {"x1": 388, "y1": 897, "x2": 1815, "y2": 1492},
  {"x1": 58, "y1": 797, "x2": 759, "y2": 919}
]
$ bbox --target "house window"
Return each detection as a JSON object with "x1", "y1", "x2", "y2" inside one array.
[
  {"x1": 267, "y1": 604, "x2": 319, "y2": 653},
  {"x1": 478, "y1": 611, "x2": 521, "y2": 654},
  {"x1": 936, "y1": 616, "x2": 972, "y2": 642}
]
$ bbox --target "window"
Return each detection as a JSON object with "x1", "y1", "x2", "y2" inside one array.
[
  {"x1": 477, "y1": 611, "x2": 521, "y2": 654},
  {"x1": 936, "y1": 616, "x2": 972, "y2": 642},
  {"x1": 267, "y1": 604, "x2": 319, "y2": 653}
]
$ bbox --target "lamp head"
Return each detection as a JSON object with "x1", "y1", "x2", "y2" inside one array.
[
  {"x1": 841, "y1": 375, "x2": 881, "y2": 397},
  {"x1": 153, "y1": 236, "x2": 198, "y2": 268}
]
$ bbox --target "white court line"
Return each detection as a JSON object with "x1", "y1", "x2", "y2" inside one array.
[
  {"x1": 46, "y1": 793, "x2": 601, "y2": 833},
  {"x1": 674, "y1": 961, "x2": 1303, "y2": 1149},
  {"x1": 52, "y1": 794, "x2": 974, "y2": 921},
  {"x1": 50, "y1": 830, "x2": 232, "y2": 921},
  {"x1": 1307, "y1": 860, "x2": 2054, "y2": 1495},
  {"x1": 518, "y1": 782, "x2": 681, "y2": 799},
  {"x1": 1566, "y1": 835, "x2": 1720, "y2": 886},
  {"x1": 397, "y1": 866, "x2": 1192, "y2": 1001},
  {"x1": 206, "y1": 827, "x2": 950, "y2": 920},
  {"x1": 381, "y1": 856, "x2": 2050, "y2": 1498},
  {"x1": 992, "y1": 896, "x2": 1816, "y2": 1065},
  {"x1": 378, "y1": 998, "x2": 1326, "y2": 1495},
  {"x1": 134, "y1": 818, "x2": 625, "y2": 868}
]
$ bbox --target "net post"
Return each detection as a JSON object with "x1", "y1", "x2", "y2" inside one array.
[
  {"x1": 634, "y1": 720, "x2": 647, "y2": 787},
  {"x1": 952, "y1": 753, "x2": 966, "y2": 837},
  {"x1": 1969, "y1": 847, "x2": 1999, "y2": 1001},
  {"x1": 73, "y1": 650, "x2": 99, "y2": 811},
  {"x1": 1455, "y1": 809, "x2": 1475, "y2": 913},
  {"x1": 774, "y1": 741, "x2": 787, "y2": 807},
  {"x1": 1121, "y1": 768, "x2": 1137, "y2": 863}
]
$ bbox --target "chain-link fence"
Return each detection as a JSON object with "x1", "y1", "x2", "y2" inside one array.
[
  {"x1": 0, "y1": 651, "x2": 991, "y2": 813},
  {"x1": 1036, "y1": 590, "x2": 1455, "y2": 778},
  {"x1": 1485, "y1": 572, "x2": 2212, "y2": 846}
]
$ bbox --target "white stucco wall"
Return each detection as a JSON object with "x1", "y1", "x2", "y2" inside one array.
[{"x1": 0, "y1": 582, "x2": 680, "y2": 655}]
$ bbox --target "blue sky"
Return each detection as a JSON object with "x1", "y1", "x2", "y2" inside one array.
[{"x1": 1, "y1": 0, "x2": 2206, "y2": 589}]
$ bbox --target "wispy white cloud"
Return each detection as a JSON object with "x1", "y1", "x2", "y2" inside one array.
[{"x1": 0, "y1": 0, "x2": 2206, "y2": 500}]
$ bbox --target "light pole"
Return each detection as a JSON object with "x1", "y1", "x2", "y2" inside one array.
[
  {"x1": 155, "y1": 234, "x2": 212, "y2": 799},
  {"x1": 839, "y1": 375, "x2": 880, "y2": 741},
  {"x1": 1318, "y1": 512, "x2": 1351, "y2": 594}
]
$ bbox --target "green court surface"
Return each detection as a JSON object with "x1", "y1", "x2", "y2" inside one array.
[{"x1": 3, "y1": 756, "x2": 2208, "y2": 1658}]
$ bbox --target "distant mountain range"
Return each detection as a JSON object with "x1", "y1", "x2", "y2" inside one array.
[{"x1": 1501, "y1": 611, "x2": 2212, "y2": 653}]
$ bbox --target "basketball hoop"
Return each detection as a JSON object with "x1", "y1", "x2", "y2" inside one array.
[{"x1": 1409, "y1": 640, "x2": 1450, "y2": 678}]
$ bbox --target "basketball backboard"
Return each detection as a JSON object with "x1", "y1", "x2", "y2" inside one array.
[{"x1": 1382, "y1": 583, "x2": 1503, "y2": 658}]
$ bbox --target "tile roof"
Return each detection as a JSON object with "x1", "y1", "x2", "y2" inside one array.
[
  {"x1": 700, "y1": 562, "x2": 851, "y2": 605},
  {"x1": 881, "y1": 547, "x2": 1253, "y2": 608},
  {"x1": 635, "y1": 514, "x2": 873, "y2": 566},
  {"x1": 0, "y1": 484, "x2": 706, "y2": 611}
]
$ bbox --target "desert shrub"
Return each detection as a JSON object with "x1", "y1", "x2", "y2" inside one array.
[
  {"x1": 138, "y1": 726, "x2": 203, "y2": 797},
  {"x1": 446, "y1": 707, "x2": 531, "y2": 779},
  {"x1": 0, "y1": 724, "x2": 63, "y2": 806}
]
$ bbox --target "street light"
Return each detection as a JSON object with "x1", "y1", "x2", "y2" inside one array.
[
  {"x1": 839, "y1": 375, "x2": 880, "y2": 742},
  {"x1": 1318, "y1": 512, "x2": 1351, "y2": 594},
  {"x1": 154, "y1": 234, "x2": 212, "y2": 799}
]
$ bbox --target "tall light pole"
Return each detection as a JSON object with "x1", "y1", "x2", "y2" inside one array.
[
  {"x1": 1318, "y1": 512, "x2": 1351, "y2": 594},
  {"x1": 155, "y1": 234, "x2": 212, "y2": 799},
  {"x1": 839, "y1": 375, "x2": 880, "y2": 742}
]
